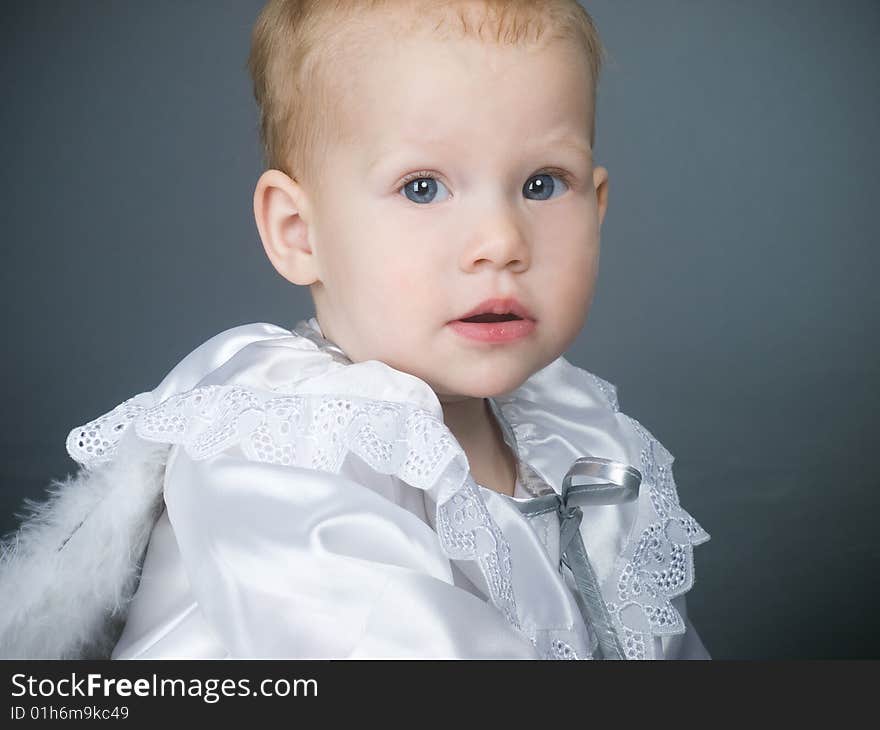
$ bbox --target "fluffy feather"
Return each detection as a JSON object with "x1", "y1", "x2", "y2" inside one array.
[{"x1": 0, "y1": 429, "x2": 169, "y2": 658}]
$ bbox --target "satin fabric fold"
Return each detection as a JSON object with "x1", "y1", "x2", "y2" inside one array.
[{"x1": 113, "y1": 451, "x2": 541, "y2": 659}]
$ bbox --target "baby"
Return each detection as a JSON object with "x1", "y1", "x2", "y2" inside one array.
[
  {"x1": 0, "y1": 0, "x2": 710, "y2": 660},
  {"x1": 250, "y1": 0, "x2": 607, "y2": 503}
]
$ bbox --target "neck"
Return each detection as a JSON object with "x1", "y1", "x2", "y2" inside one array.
[{"x1": 440, "y1": 396, "x2": 517, "y2": 497}]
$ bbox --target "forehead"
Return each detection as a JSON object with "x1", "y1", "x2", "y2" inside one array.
[{"x1": 328, "y1": 13, "x2": 593, "y2": 159}]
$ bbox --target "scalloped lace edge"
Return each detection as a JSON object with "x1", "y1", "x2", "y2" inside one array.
[{"x1": 67, "y1": 374, "x2": 709, "y2": 660}]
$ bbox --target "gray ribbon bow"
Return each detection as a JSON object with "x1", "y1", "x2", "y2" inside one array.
[{"x1": 513, "y1": 456, "x2": 641, "y2": 659}]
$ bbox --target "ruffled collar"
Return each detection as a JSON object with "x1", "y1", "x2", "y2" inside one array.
[{"x1": 66, "y1": 317, "x2": 709, "y2": 660}]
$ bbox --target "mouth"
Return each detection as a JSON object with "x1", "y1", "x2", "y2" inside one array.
[
  {"x1": 448, "y1": 314, "x2": 536, "y2": 343},
  {"x1": 453, "y1": 297, "x2": 535, "y2": 323},
  {"x1": 458, "y1": 313, "x2": 523, "y2": 323}
]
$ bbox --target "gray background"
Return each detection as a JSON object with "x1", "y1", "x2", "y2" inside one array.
[{"x1": 2, "y1": 1, "x2": 877, "y2": 659}]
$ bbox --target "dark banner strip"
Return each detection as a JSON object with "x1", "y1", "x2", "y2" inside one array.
[{"x1": 1, "y1": 660, "x2": 876, "y2": 721}]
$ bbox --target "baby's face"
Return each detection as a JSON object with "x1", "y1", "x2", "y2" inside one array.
[{"x1": 279, "y1": 25, "x2": 607, "y2": 402}]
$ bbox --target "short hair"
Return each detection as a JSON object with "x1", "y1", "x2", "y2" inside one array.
[{"x1": 247, "y1": 0, "x2": 605, "y2": 195}]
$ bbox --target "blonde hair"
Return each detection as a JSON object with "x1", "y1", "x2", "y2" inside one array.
[{"x1": 247, "y1": 0, "x2": 605, "y2": 194}]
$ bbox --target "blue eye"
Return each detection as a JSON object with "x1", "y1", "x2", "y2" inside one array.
[
  {"x1": 523, "y1": 172, "x2": 570, "y2": 201},
  {"x1": 398, "y1": 170, "x2": 571, "y2": 205},
  {"x1": 399, "y1": 176, "x2": 451, "y2": 205}
]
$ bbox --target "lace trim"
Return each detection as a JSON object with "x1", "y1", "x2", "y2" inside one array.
[
  {"x1": 588, "y1": 372, "x2": 711, "y2": 660},
  {"x1": 66, "y1": 366, "x2": 709, "y2": 660},
  {"x1": 586, "y1": 372, "x2": 620, "y2": 412},
  {"x1": 66, "y1": 385, "x2": 522, "y2": 643},
  {"x1": 66, "y1": 392, "x2": 156, "y2": 467},
  {"x1": 535, "y1": 630, "x2": 586, "y2": 660}
]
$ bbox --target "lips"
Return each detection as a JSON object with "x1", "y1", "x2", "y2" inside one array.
[{"x1": 454, "y1": 297, "x2": 534, "y2": 323}]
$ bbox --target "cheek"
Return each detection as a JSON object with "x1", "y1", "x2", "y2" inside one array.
[
  {"x1": 363, "y1": 227, "x2": 443, "y2": 292},
  {"x1": 542, "y1": 215, "x2": 597, "y2": 269},
  {"x1": 395, "y1": 268, "x2": 447, "y2": 327},
  {"x1": 341, "y1": 250, "x2": 434, "y2": 318},
  {"x1": 543, "y1": 233, "x2": 599, "y2": 310},
  {"x1": 382, "y1": 269, "x2": 422, "y2": 312}
]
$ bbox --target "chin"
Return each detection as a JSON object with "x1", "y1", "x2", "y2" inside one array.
[{"x1": 445, "y1": 368, "x2": 533, "y2": 400}]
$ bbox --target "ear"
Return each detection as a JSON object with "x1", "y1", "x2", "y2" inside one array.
[
  {"x1": 592, "y1": 165, "x2": 609, "y2": 227},
  {"x1": 253, "y1": 169, "x2": 320, "y2": 286}
]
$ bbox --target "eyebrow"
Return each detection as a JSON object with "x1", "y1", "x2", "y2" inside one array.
[
  {"x1": 368, "y1": 132, "x2": 592, "y2": 172},
  {"x1": 506, "y1": 133, "x2": 593, "y2": 165},
  {"x1": 548, "y1": 135, "x2": 593, "y2": 161}
]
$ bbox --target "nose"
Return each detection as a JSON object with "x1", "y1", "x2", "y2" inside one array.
[{"x1": 460, "y1": 201, "x2": 530, "y2": 273}]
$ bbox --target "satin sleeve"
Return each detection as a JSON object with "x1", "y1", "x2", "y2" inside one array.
[
  {"x1": 162, "y1": 446, "x2": 539, "y2": 659},
  {"x1": 660, "y1": 595, "x2": 711, "y2": 660}
]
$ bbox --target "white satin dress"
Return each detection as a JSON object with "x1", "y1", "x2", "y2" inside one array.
[{"x1": 99, "y1": 317, "x2": 710, "y2": 660}]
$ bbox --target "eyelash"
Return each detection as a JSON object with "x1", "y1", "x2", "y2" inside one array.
[{"x1": 398, "y1": 167, "x2": 576, "y2": 193}]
